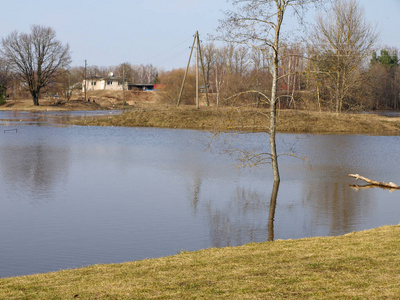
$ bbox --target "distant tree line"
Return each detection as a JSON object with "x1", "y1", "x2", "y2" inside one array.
[
  {"x1": 158, "y1": 0, "x2": 399, "y2": 112},
  {"x1": 0, "y1": 0, "x2": 398, "y2": 111},
  {"x1": 158, "y1": 43, "x2": 399, "y2": 112},
  {"x1": 69, "y1": 63, "x2": 159, "y2": 86}
]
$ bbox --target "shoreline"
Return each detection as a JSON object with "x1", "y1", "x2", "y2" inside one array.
[
  {"x1": 71, "y1": 106, "x2": 400, "y2": 136},
  {"x1": 2, "y1": 99, "x2": 400, "y2": 136},
  {"x1": 1, "y1": 224, "x2": 400, "y2": 298}
]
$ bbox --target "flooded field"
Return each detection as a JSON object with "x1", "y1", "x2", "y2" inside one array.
[{"x1": 0, "y1": 111, "x2": 399, "y2": 278}]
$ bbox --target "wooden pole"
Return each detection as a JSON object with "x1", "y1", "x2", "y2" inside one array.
[
  {"x1": 122, "y1": 64, "x2": 126, "y2": 111},
  {"x1": 195, "y1": 31, "x2": 199, "y2": 109},
  {"x1": 177, "y1": 35, "x2": 196, "y2": 107},
  {"x1": 197, "y1": 32, "x2": 209, "y2": 106},
  {"x1": 84, "y1": 59, "x2": 87, "y2": 102}
]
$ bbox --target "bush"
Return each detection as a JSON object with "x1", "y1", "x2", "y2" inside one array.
[
  {"x1": 0, "y1": 85, "x2": 6, "y2": 105},
  {"x1": 158, "y1": 69, "x2": 196, "y2": 105}
]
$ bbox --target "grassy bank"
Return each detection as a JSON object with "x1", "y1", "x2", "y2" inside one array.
[
  {"x1": 1, "y1": 225, "x2": 400, "y2": 299},
  {"x1": 2, "y1": 98, "x2": 400, "y2": 135},
  {"x1": 73, "y1": 106, "x2": 400, "y2": 135}
]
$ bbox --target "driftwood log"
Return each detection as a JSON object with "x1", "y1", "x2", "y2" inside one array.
[{"x1": 348, "y1": 174, "x2": 400, "y2": 190}]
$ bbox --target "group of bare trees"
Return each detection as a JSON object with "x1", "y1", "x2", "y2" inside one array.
[
  {"x1": 307, "y1": 0, "x2": 378, "y2": 112},
  {"x1": 160, "y1": 0, "x2": 399, "y2": 114},
  {"x1": 0, "y1": 25, "x2": 159, "y2": 105},
  {"x1": 72, "y1": 63, "x2": 158, "y2": 85}
]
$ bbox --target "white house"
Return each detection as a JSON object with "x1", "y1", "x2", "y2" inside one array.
[{"x1": 82, "y1": 75, "x2": 128, "y2": 92}]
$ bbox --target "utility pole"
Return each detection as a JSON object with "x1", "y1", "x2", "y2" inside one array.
[
  {"x1": 197, "y1": 32, "x2": 209, "y2": 107},
  {"x1": 122, "y1": 64, "x2": 126, "y2": 111},
  {"x1": 196, "y1": 34, "x2": 199, "y2": 109},
  {"x1": 177, "y1": 35, "x2": 196, "y2": 107},
  {"x1": 84, "y1": 59, "x2": 87, "y2": 102},
  {"x1": 177, "y1": 31, "x2": 209, "y2": 108}
]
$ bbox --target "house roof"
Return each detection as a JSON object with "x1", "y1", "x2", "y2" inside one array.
[{"x1": 87, "y1": 76, "x2": 123, "y2": 81}]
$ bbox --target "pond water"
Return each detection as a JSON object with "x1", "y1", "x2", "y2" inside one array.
[{"x1": 0, "y1": 111, "x2": 399, "y2": 278}]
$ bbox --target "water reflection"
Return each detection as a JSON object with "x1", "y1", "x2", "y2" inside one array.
[
  {"x1": 302, "y1": 180, "x2": 373, "y2": 236},
  {"x1": 191, "y1": 176, "x2": 202, "y2": 214},
  {"x1": 1, "y1": 144, "x2": 70, "y2": 203},
  {"x1": 0, "y1": 110, "x2": 121, "y2": 127},
  {"x1": 268, "y1": 181, "x2": 280, "y2": 241},
  {"x1": 206, "y1": 181, "x2": 280, "y2": 245},
  {"x1": 206, "y1": 186, "x2": 270, "y2": 247}
]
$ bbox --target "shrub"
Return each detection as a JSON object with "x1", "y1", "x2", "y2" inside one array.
[{"x1": 158, "y1": 69, "x2": 196, "y2": 105}]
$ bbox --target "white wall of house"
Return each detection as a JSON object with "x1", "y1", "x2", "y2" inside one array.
[{"x1": 82, "y1": 78, "x2": 128, "y2": 92}]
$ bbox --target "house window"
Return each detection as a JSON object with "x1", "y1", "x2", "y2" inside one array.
[
  {"x1": 107, "y1": 81, "x2": 113, "y2": 85},
  {"x1": 91, "y1": 81, "x2": 96, "y2": 86}
]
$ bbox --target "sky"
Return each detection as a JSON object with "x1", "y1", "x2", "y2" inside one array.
[{"x1": 0, "y1": 0, "x2": 399, "y2": 71}]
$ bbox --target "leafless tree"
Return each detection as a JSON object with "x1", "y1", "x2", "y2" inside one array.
[
  {"x1": 202, "y1": 43, "x2": 218, "y2": 91},
  {"x1": 367, "y1": 48, "x2": 400, "y2": 109},
  {"x1": 279, "y1": 44, "x2": 305, "y2": 108},
  {"x1": 1, "y1": 25, "x2": 71, "y2": 105},
  {"x1": 310, "y1": 0, "x2": 377, "y2": 112},
  {"x1": 216, "y1": 0, "x2": 323, "y2": 182},
  {"x1": 0, "y1": 57, "x2": 11, "y2": 102},
  {"x1": 133, "y1": 64, "x2": 158, "y2": 84},
  {"x1": 158, "y1": 68, "x2": 197, "y2": 105}
]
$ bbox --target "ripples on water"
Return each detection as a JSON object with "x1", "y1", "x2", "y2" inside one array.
[{"x1": 0, "y1": 111, "x2": 399, "y2": 278}]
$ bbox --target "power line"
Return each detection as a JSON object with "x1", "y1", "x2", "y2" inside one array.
[{"x1": 131, "y1": 37, "x2": 192, "y2": 67}]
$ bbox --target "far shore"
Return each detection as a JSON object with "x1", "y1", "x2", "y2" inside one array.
[
  {"x1": 72, "y1": 105, "x2": 400, "y2": 135},
  {"x1": 1, "y1": 98, "x2": 400, "y2": 135}
]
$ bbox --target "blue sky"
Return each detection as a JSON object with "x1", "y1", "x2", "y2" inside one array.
[{"x1": 1, "y1": 0, "x2": 399, "y2": 70}]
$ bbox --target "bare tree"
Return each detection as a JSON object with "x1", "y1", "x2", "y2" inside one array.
[
  {"x1": 280, "y1": 44, "x2": 305, "y2": 108},
  {"x1": 202, "y1": 43, "x2": 218, "y2": 91},
  {"x1": 1, "y1": 25, "x2": 71, "y2": 105},
  {"x1": 368, "y1": 48, "x2": 400, "y2": 109},
  {"x1": 310, "y1": 0, "x2": 377, "y2": 112},
  {"x1": 214, "y1": 47, "x2": 229, "y2": 106},
  {"x1": 133, "y1": 64, "x2": 158, "y2": 84},
  {"x1": 0, "y1": 57, "x2": 11, "y2": 103},
  {"x1": 216, "y1": 0, "x2": 322, "y2": 182}
]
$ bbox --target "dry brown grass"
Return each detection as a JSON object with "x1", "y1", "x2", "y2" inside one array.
[
  {"x1": 0, "y1": 98, "x2": 106, "y2": 111},
  {"x1": 4, "y1": 92, "x2": 400, "y2": 136},
  {"x1": 74, "y1": 105, "x2": 400, "y2": 135},
  {"x1": 0, "y1": 90, "x2": 157, "y2": 111},
  {"x1": 1, "y1": 225, "x2": 400, "y2": 299}
]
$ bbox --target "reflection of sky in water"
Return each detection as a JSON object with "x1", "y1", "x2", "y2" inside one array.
[
  {"x1": 0, "y1": 110, "x2": 121, "y2": 126},
  {"x1": 0, "y1": 121, "x2": 399, "y2": 278}
]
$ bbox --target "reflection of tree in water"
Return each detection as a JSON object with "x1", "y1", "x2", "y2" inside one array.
[
  {"x1": 0, "y1": 145, "x2": 70, "y2": 202},
  {"x1": 302, "y1": 179, "x2": 373, "y2": 236},
  {"x1": 190, "y1": 176, "x2": 202, "y2": 214},
  {"x1": 300, "y1": 135, "x2": 374, "y2": 236},
  {"x1": 268, "y1": 181, "x2": 279, "y2": 242},
  {"x1": 206, "y1": 186, "x2": 274, "y2": 248}
]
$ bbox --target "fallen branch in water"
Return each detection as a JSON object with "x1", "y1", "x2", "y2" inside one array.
[{"x1": 348, "y1": 174, "x2": 400, "y2": 190}]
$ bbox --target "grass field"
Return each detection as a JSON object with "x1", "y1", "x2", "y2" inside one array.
[
  {"x1": 73, "y1": 105, "x2": 400, "y2": 135},
  {"x1": 1, "y1": 225, "x2": 400, "y2": 299}
]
